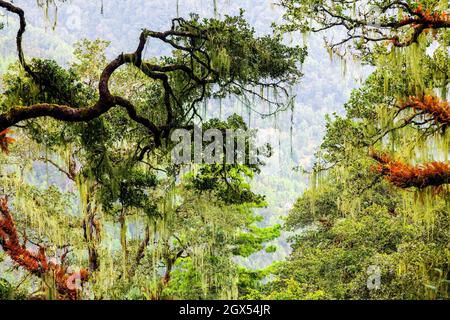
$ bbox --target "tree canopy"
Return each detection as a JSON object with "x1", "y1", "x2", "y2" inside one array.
[
  {"x1": 0, "y1": 0, "x2": 303, "y2": 299},
  {"x1": 0, "y1": 0, "x2": 449, "y2": 301},
  {"x1": 257, "y1": 0, "x2": 450, "y2": 300}
]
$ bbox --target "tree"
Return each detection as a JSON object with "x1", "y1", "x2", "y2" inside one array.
[
  {"x1": 280, "y1": 0, "x2": 449, "y2": 190},
  {"x1": 0, "y1": 1, "x2": 303, "y2": 299},
  {"x1": 280, "y1": 0, "x2": 449, "y2": 58},
  {"x1": 263, "y1": 65, "x2": 450, "y2": 298},
  {"x1": 264, "y1": 0, "x2": 450, "y2": 300},
  {"x1": 0, "y1": 1, "x2": 303, "y2": 135}
]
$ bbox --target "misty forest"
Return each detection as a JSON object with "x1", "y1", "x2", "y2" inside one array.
[{"x1": 0, "y1": 0, "x2": 449, "y2": 300}]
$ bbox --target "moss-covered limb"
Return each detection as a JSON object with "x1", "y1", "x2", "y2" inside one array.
[
  {"x1": 112, "y1": 96, "x2": 160, "y2": 139},
  {"x1": 0, "y1": 55, "x2": 160, "y2": 141},
  {"x1": 1, "y1": 3, "x2": 303, "y2": 140},
  {"x1": 128, "y1": 223, "x2": 150, "y2": 279},
  {"x1": 0, "y1": 101, "x2": 111, "y2": 132},
  {"x1": 388, "y1": 7, "x2": 450, "y2": 47},
  {"x1": 0, "y1": 197, "x2": 88, "y2": 300},
  {"x1": 370, "y1": 150, "x2": 450, "y2": 189},
  {"x1": 372, "y1": 96, "x2": 450, "y2": 144},
  {"x1": 0, "y1": 45, "x2": 119, "y2": 132},
  {"x1": 0, "y1": 1, "x2": 167, "y2": 136},
  {"x1": 0, "y1": 1, "x2": 32, "y2": 75}
]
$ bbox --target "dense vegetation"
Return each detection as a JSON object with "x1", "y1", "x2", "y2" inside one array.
[
  {"x1": 260, "y1": 0, "x2": 450, "y2": 300},
  {"x1": 0, "y1": 0, "x2": 449, "y2": 300}
]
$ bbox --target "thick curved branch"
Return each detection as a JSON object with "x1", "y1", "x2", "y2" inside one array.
[
  {"x1": 0, "y1": 101, "x2": 113, "y2": 132},
  {"x1": 1, "y1": 2, "x2": 295, "y2": 145},
  {"x1": 0, "y1": 2, "x2": 169, "y2": 137},
  {"x1": 0, "y1": 14, "x2": 162, "y2": 142},
  {"x1": 0, "y1": 0, "x2": 33, "y2": 74},
  {"x1": 0, "y1": 3, "x2": 201, "y2": 137}
]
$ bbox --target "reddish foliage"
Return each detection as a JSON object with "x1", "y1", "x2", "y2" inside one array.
[
  {"x1": 391, "y1": 6, "x2": 449, "y2": 46},
  {"x1": 401, "y1": 95, "x2": 450, "y2": 125},
  {"x1": 413, "y1": 5, "x2": 449, "y2": 25},
  {"x1": 398, "y1": 5, "x2": 450, "y2": 27},
  {"x1": 370, "y1": 150, "x2": 450, "y2": 189},
  {"x1": 0, "y1": 197, "x2": 88, "y2": 299},
  {"x1": 0, "y1": 129, "x2": 15, "y2": 154}
]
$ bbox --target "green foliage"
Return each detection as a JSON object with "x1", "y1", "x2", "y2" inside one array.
[
  {"x1": 72, "y1": 39, "x2": 110, "y2": 85},
  {"x1": 279, "y1": 0, "x2": 449, "y2": 61},
  {"x1": 185, "y1": 115, "x2": 268, "y2": 206},
  {"x1": 98, "y1": 167, "x2": 159, "y2": 216},
  {"x1": 264, "y1": 9, "x2": 450, "y2": 298},
  {"x1": 197, "y1": 11, "x2": 305, "y2": 83},
  {"x1": 233, "y1": 223, "x2": 281, "y2": 257},
  {"x1": 3, "y1": 58, "x2": 95, "y2": 109},
  {"x1": 187, "y1": 164, "x2": 266, "y2": 205},
  {"x1": 3, "y1": 0, "x2": 447, "y2": 301},
  {"x1": 0, "y1": 18, "x2": 289, "y2": 297},
  {"x1": 0, "y1": 278, "x2": 27, "y2": 300},
  {"x1": 0, "y1": 278, "x2": 12, "y2": 300},
  {"x1": 265, "y1": 279, "x2": 326, "y2": 300},
  {"x1": 269, "y1": 191, "x2": 450, "y2": 299}
]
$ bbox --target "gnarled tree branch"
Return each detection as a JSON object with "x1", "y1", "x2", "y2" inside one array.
[{"x1": 1, "y1": 1, "x2": 298, "y2": 142}]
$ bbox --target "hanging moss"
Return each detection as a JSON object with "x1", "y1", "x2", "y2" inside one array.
[{"x1": 213, "y1": 0, "x2": 218, "y2": 17}]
